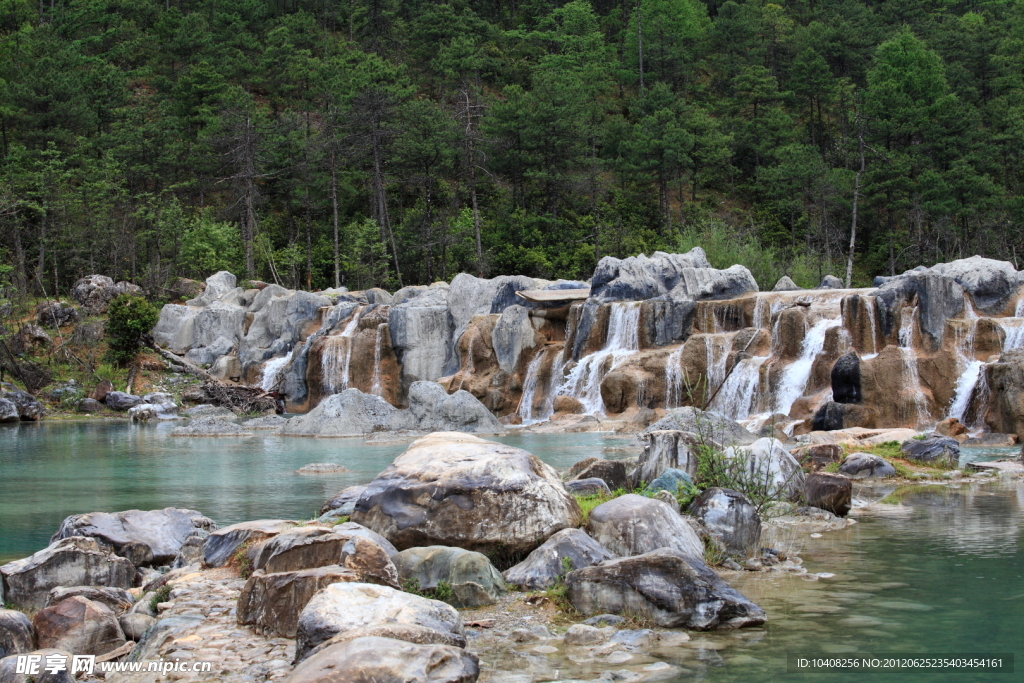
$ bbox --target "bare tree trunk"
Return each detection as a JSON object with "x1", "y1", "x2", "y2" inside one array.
[
  {"x1": 330, "y1": 149, "x2": 340, "y2": 288},
  {"x1": 463, "y1": 89, "x2": 483, "y2": 277},
  {"x1": 846, "y1": 128, "x2": 864, "y2": 289},
  {"x1": 35, "y1": 213, "x2": 46, "y2": 294}
]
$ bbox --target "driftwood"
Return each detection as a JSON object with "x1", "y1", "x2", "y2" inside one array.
[
  {"x1": 151, "y1": 344, "x2": 222, "y2": 383},
  {"x1": 151, "y1": 343, "x2": 277, "y2": 414}
]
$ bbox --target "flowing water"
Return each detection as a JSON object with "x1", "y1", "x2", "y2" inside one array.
[
  {"x1": 898, "y1": 307, "x2": 930, "y2": 427},
  {"x1": 370, "y1": 324, "x2": 385, "y2": 396},
  {"x1": 260, "y1": 348, "x2": 294, "y2": 392},
  {"x1": 773, "y1": 317, "x2": 841, "y2": 416},
  {"x1": 518, "y1": 349, "x2": 548, "y2": 423},
  {"x1": 559, "y1": 302, "x2": 641, "y2": 415},
  {"x1": 320, "y1": 306, "x2": 365, "y2": 394},
  {"x1": 709, "y1": 356, "x2": 768, "y2": 421},
  {"x1": 665, "y1": 346, "x2": 685, "y2": 409}
]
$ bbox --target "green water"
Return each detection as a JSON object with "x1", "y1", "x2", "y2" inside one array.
[
  {"x1": 2, "y1": 423, "x2": 1022, "y2": 683},
  {"x1": 0, "y1": 420, "x2": 636, "y2": 563}
]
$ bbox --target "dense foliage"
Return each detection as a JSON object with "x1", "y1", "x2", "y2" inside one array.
[
  {"x1": 105, "y1": 293, "x2": 159, "y2": 365},
  {"x1": 1, "y1": 0, "x2": 1022, "y2": 295}
]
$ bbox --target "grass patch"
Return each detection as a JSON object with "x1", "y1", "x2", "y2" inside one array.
[
  {"x1": 846, "y1": 441, "x2": 955, "y2": 477},
  {"x1": 823, "y1": 462, "x2": 841, "y2": 473},
  {"x1": 230, "y1": 542, "x2": 254, "y2": 579},
  {"x1": 149, "y1": 584, "x2": 172, "y2": 611},
  {"x1": 402, "y1": 578, "x2": 454, "y2": 604},
  {"x1": 331, "y1": 515, "x2": 351, "y2": 525}
]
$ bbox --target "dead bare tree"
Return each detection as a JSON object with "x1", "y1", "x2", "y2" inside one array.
[{"x1": 216, "y1": 108, "x2": 269, "y2": 277}]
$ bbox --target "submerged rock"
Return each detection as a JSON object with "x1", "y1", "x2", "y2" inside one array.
[
  {"x1": 566, "y1": 548, "x2": 766, "y2": 629},
  {"x1": 352, "y1": 433, "x2": 581, "y2": 556},
  {"x1": 51, "y1": 508, "x2": 216, "y2": 566},
  {"x1": 503, "y1": 529, "x2": 616, "y2": 591},
  {"x1": 688, "y1": 488, "x2": 760, "y2": 557},
  {"x1": 393, "y1": 547, "x2": 505, "y2": 608},
  {"x1": 295, "y1": 583, "x2": 466, "y2": 662},
  {"x1": 586, "y1": 494, "x2": 702, "y2": 559},
  {"x1": 287, "y1": 636, "x2": 479, "y2": 683},
  {"x1": 171, "y1": 416, "x2": 251, "y2": 436}
]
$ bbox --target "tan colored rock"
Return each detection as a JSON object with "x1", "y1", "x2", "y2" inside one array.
[
  {"x1": 237, "y1": 566, "x2": 361, "y2": 637},
  {"x1": 32, "y1": 597, "x2": 126, "y2": 656}
]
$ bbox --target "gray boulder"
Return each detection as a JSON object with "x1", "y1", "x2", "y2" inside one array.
[
  {"x1": 644, "y1": 407, "x2": 756, "y2": 446},
  {"x1": 281, "y1": 390, "x2": 398, "y2": 437},
  {"x1": 586, "y1": 494, "x2": 703, "y2": 559},
  {"x1": 448, "y1": 273, "x2": 537, "y2": 356},
  {"x1": 151, "y1": 303, "x2": 196, "y2": 352},
  {"x1": 388, "y1": 288, "x2": 454, "y2": 385},
  {"x1": 76, "y1": 398, "x2": 102, "y2": 413},
  {"x1": 645, "y1": 468, "x2": 692, "y2": 495},
  {"x1": 0, "y1": 389, "x2": 44, "y2": 422},
  {"x1": 31, "y1": 597, "x2": 125, "y2": 656},
  {"x1": 564, "y1": 478, "x2": 611, "y2": 496},
  {"x1": 0, "y1": 538, "x2": 135, "y2": 610},
  {"x1": 35, "y1": 301, "x2": 79, "y2": 328},
  {"x1": 400, "y1": 382, "x2": 504, "y2": 435},
  {"x1": 0, "y1": 610, "x2": 34, "y2": 658},
  {"x1": 724, "y1": 438, "x2": 804, "y2": 500},
  {"x1": 247, "y1": 526, "x2": 399, "y2": 588},
  {"x1": 392, "y1": 285, "x2": 428, "y2": 306},
  {"x1": 639, "y1": 297, "x2": 695, "y2": 347},
  {"x1": 237, "y1": 565, "x2": 361, "y2": 637},
  {"x1": 202, "y1": 519, "x2": 299, "y2": 568},
  {"x1": 688, "y1": 488, "x2": 760, "y2": 556},
  {"x1": 503, "y1": 529, "x2": 616, "y2": 591},
  {"x1": 295, "y1": 583, "x2": 466, "y2": 662},
  {"x1": 635, "y1": 430, "x2": 699, "y2": 487},
  {"x1": 568, "y1": 459, "x2": 627, "y2": 491},
  {"x1": 185, "y1": 271, "x2": 238, "y2": 307},
  {"x1": 900, "y1": 435, "x2": 959, "y2": 467},
  {"x1": 393, "y1": 547, "x2": 505, "y2": 608},
  {"x1": 319, "y1": 486, "x2": 368, "y2": 517},
  {"x1": 51, "y1": 508, "x2": 216, "y2": 566},
  {"x1": 103, "y1": 391, "x2": 142, "y2": 411},
  {"x1": 566, "y1": 548, "x2": 766, "y2": 629},
  {"x1": 171, "y1": 416, "x2": 251, "y2": 436},
  {"x1": 772, "y1": 276, "x2": 801, "y2": 291},
  {"x1": 118, "y1": 613, "x2": 155, "y2": 641},
  {"x1": 286, "y1": 636, "x2": 479, "y2": 683},
  {"x1": 352, "y1": 433, "x2": 581, "y2": 556},
  {"x1": 185, "y1": 335, "x2": 234, "y2": 367},
  {"x1": 0, "y1": 399, "x2": 18, "y2": 424},
  {"x1": 171, "y1": 532, "x2": 208, "y2": 568},
  {"x1": 837, "y1": 452, "x2": 896, "y2": 479},
  {"x1": 71, "y1": 275, "x2": 142, "y2": 314},
  {"x1": 817, "y1": 275, "x2": 844, "y2": 289}
]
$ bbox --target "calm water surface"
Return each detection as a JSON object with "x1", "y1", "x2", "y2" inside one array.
[{"x1": 2, "y1": 422, "x2": 1022, "y2": 683}]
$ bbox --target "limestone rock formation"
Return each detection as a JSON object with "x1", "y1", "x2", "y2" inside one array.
[
  {"x1": 51, "y1": 508, "x2": 216, "y2": 566},
  {"x1": 503, "y1": 529, "x2": 616, "y2": 591},
  {"x1": 352, "y1": 433, "x2": 581, "y2": 555},
  {"x1": 294, "y1": 583, "x2": 466, "y2": 662},
  {"x1": 565, "y1": 548, "x2": 766, "y2": 629},
  {"x1": 246, "y1": 526, "x2": 399, "y2": 588},
  {"x1": 71, "y1": 275, "x2": 143, "y2": 314},
  {"x1": 590, "y1": 249, "x2": 757, "y2": 302},
  {"x1": 644, "y1": 408, "x2": 756, "y2": 446},
  {"x1": 723, "y1": 438, "x2": 804, "y2": 500},
  {"x1": 586, "y1": 494, "x2": 702, "y2": 559},
  {"x1": 44, "y1": 587, "x2": 133, "y2": 615},
  {"x1": 568, "y1": 459, "x2": 628, "y2": 490}
]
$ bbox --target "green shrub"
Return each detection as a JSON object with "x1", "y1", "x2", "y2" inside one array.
[{"x1": 105, "y1": 294, "x2": 159, "y2": 366}]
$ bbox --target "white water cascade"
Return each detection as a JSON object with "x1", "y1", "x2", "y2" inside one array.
[
  {"x1": 518, "y1": 348, "x2": 547, "y2": 423},
  {"x1": 772, "y1": 316, "x2": 842, "y2": 416},
  {"x1": 705, "y1": 334, "x2": 731, "y2": 397},
  {"x1": 897, "y1": 307, "x2": 930, "y2": 426},
  {"x1": 260, "y1": 349, "x2": 294, "y2": 392},
  {"x1": 321, "y1": 306, "x2": 364, "y2": 394},
  {"x1": 559, "y1": 302, "x2": 641, "y2": 415},
  {"x1": 664, "y1": 346, "x2": 685, "y2": 408},
  {"x1": 1000, "y1": 318, "x2": 1024, "y2": 352},
  {"x1": 370, "y1": 324, "x2": 385, "y2": 396},
  {"x1": 709, "y1": 355, "x2": 768, "y2": 420}
]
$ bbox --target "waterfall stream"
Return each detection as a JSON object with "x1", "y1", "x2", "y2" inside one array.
[
  {"x1": 898, "y1": 307, "x2": 930, "y2": 426},
  {"x1": 558, "y1": 302, "x2": 641, "y2": 415},
  {"x1": 260, "y1": 348, "x2": 294, "y2": 392},
  {"x1": 370, "y1": 324, "x2": 385, "y2": 396},
  {"x1": 518, "y1": 349, "x2": 547, "y2": 423},
  {"x1": 709, "y1": 355, "x2": 768, "y2": 420},
  {"x1": 321, "y1": 306, "x2": 364, "y2": 394},
  {"x1": 772, "y1": 316, "x2": 841, "y2": 416},
  {"x1": 664, "y1": 346, "x2": 685, "y2": 409}
]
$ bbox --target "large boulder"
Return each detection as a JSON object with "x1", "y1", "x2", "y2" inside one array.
[
  {"x1": 35, "y1": 301, "x2": 79, "y2": 328},
  {"x1": 900, "y1": 436, "x2": 959, "y2": 467},
  {"x1": 837, "y1": 452, "x2": 897, "y2": 479},
  {"x1": 723, "y1": 438, "x2": 804, "y2": 500},
  {"x1": 319, "y1": 486, "x2": 369, "y2": 517},
  {"x1": 590, "y1": 249, "x2": 757, "y2": 302},
  {"x1": 566, "y1": 548, "x2": 766, "y2": 629},
  {"x1": 586, "y1": 494, "x2": 702, "y2": 559},
  {"x1": 804, "y1": 472, "x2": 852, "y2": 517},
  {"x1": 789, "y1": 444, "x2": 843, "y2": 472},
  {"x1": 0, "y1": 538, "x2": 135, "y2": 610},
  {"x1": 295, "y1": 583, "x2": 466, "y2": 662},
  {"x1": 568, "y1": 459, "x2": 627, "y2": 491},
  {"x1": 0, "y1": 648, "x2": 76, "y2": 683},
  {"x1": 286, "y1": 636, "x2": 479, "y2": 683},
  {"x1": 237, "y1": 566, "x2": 361, "y2": 637},
  {"x1": 0, "y1": 389, "x2": 44, "y2": 421},
  {"x1": 688, "y1": 488, "x2": 760, "y2": 557},
  {"x1": 773, "y1": 276, "x2": 801, "y2": 291},
  {"x1": 247, "y1": 526, "x2": 399, "y2": 588},
  {"x1": 31, "y1": 597, "x2": 125, "y2": 656},
  {"x1": 831, "y1": 352, "x2": 861, "y2": 404},
  {"x1": 503, "y1": 529, "x2": 616, "y2": 591},
  {"x1": 0, "y1": 610, "x2": 34, "y2": 658},
  {"x1": 388, "y1": 288, "x2": 454, "y2": 386},
  {"x1": 811, "y1": 401, "x2": 877, "y2": 431},
  {"x1": 635, "y1": 430, "x2": 699, "y2": 487},
  {"x1": 51, "y1": 508, "x2": 216, "y2": 567},
  {"x1": 352, "y1": 433, "x2": 581, "y2": 556},
  {"x1": 281, "y1": 390, "x2": 398, "y2": 437},
  {"x1": 393, "y1": 547, "x2": 505, "y2": 608},
  {"x1": 401, "y1": 382, "x2": 504, "y2": 435},
  {"x1": 71, "y1": 275, "x2": 142, "y2": 314},
  {"x1": 45, "y1": 587, "x2": 134, "y2": 615},
  {"x1": 103, "y1": 392, "x2": 143, "y2": 411},
  {"x1": 644, "y1": 407, "x2": 756, "y2": 446},
  {"x1": 490, "y1": 305, "x2": 538, "y2": 373},
  {"x1": 448, "y1": 273, "x2": 537, "y2": 358},
  {"x1": 984, "y1": 348, "x2": 1024, "y2": 437},
  {"x1": 0, "y1": 399, "x2": 18, "y2": 424}
]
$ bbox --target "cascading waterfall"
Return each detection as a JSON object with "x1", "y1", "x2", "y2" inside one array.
[
  {"x1": 664, "y1": 346, "x2": 685, "y2": 408},
  {"x1": 897, "y1": 307, "x2": 930, "y2": 426},
  {"x1": 772, "y1": 316, "x2": 841, "y2": 416},
  {"x1": 517, "y1": 349, "x2": 547, "y2": 423},
  {"x1": 752, "y1": 296, "x2": 769, "y2": 330},
  {"x1": 370, "y1": 324, "x2": 385, "y2": 396},
  {"x1": 558, "y1": 302, "x2": 641, "y2": 415},
  {"x1": 947, "y1": 318, "x2": 981, "y2": 422},
  {"x1": 709, "y1": 355, "x2": 768, "y2": 420},
  {"x1": 260, "y1": 348, "x2": 294, "y2": 392},
  {"x1": 1016, "y1": 296, "x2": 1024, "y2": 318},
  {"x1": 705, "y1": 334, "x2": 731, "y2": 398},
  {"x1": 1000, "y1": 318, "x2": 1024, "y2": 352},
  {"x1": 860, "y1": 295, "x2": 880, "y2": 359},
  {"x1": 541, "y1": 350, "x2": 567, "y2": 418},
  {"x1": 321, "y1": 307, "x2": 364, "y2": 394}
]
